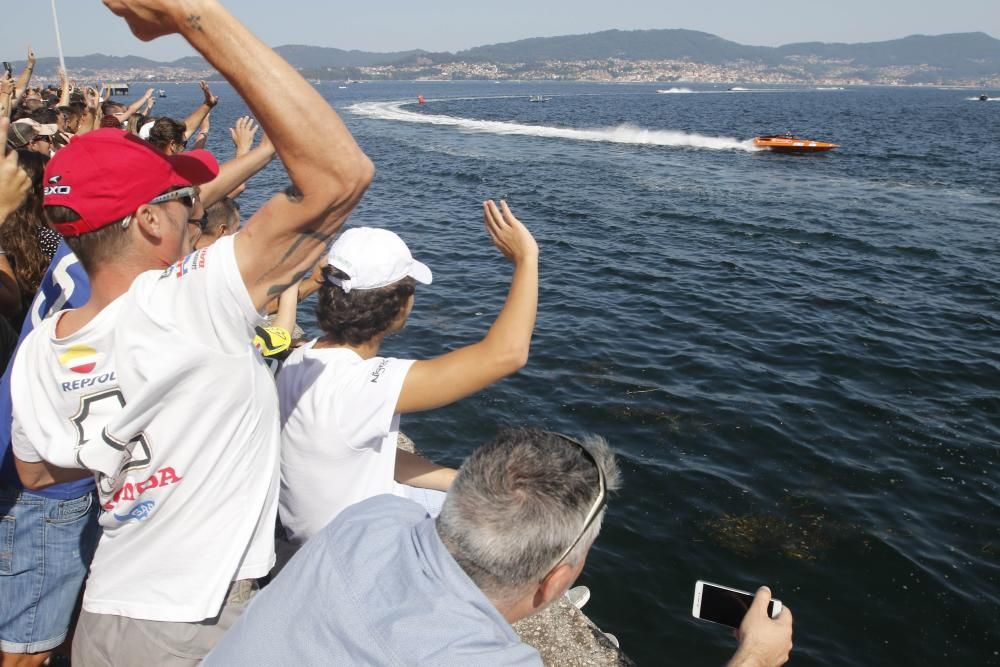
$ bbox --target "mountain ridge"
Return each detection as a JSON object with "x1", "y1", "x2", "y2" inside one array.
[{"x1": 6, "y1": 29, "x2": 999, "y2": 84}]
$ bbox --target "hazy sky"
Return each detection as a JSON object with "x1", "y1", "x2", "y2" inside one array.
[{"x1": 2, "y1": 0, "x2": 998, "y2": 62}]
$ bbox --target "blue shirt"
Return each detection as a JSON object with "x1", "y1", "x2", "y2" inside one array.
[
  {"x1": 0, "y1": 241, "x2": 96, "y2": 499},
  {"x1": 204, "y1": 495, "x2": 543, "y2": 667}
]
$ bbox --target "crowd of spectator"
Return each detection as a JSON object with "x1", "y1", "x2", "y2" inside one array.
[{"x1": 0, "y1": 1, "x2": 794, "y2": 666}]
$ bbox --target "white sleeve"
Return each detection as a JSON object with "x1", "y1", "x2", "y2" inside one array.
[
  {"x1": 136, "y1": 234, "x2": 261, "y2": 354},
  {"x1": 10, "y1": 414, "x2": 42, "y2": 463},
  {"x1": 339, "y1": 357, "x2": 415, "y2": 452},
  {"x1": 10, "y1": 340, "x2": 46, "y2": 464}
]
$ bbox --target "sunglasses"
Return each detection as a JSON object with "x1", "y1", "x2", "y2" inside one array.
[
  {"x1": 121, "y1": 186, "x2": 200, "y2": 229},
  {"x1": 547, "y1": 433, "x2": 608, "y2": 570},
  {"x1": 148, "y1": 185, "x2": 199, "y2": 209},
  {"x1": 32, "y1": 135, "x2": 53, "y2": 143}
]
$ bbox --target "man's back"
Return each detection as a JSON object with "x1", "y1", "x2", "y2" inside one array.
[{"x1": 204, "y1": 495, "x2": 543, "y2": 667}]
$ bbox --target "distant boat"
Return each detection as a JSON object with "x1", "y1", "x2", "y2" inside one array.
[
  {"x1": 157, "y1": 89, "x2": 166, "y2": 98},
  {"x1": 417, "y1": 95, "x2": 426, "y2": 105},
  {"x1": 529, "y1": 95, "x2": 549, "y2": 102},
  {"x1": 980, "y1": 94, "x2": 990, "y2": 101},
  {"x1": 754, "y1": 133, "x2": 838, "y2": 153},
  {"x1": 338, "y1": 85, "x2": 348, "y2": 89}
]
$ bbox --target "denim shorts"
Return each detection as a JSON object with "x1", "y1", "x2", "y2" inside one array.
[{"x1": 0, "y1": 484, "x2": 101, "y2": 653}]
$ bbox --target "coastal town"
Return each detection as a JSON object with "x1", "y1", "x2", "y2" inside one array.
[{"x1": 19, "y1": 56, "x2": 1000, "y2": 89}]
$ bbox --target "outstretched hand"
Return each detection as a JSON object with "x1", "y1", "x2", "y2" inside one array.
[
  {"x1": 732, "y1": 587, "x2": 793, "y2": 667},
  {"x1": 0, "y1": 119, "x2": 32, "y2": 220},
  {"x1": 229, "y1": 116, "x2": 259, "y2": 155},
  {"x1": 483, "y1": 200, "x2": 538, "y2": 265},
  {"x1": 200, "y1": 80, "x2": 219, "y2": 107}
]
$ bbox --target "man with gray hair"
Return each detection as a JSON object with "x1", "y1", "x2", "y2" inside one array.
[{"x1": 204, "y1": 428, "x2": 793, "y2": 666}]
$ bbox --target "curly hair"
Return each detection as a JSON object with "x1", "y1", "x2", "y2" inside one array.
[
  {"x1": 0, "y1": 151, "x2": 52, "y2": 318},
  {"x1": 315, "y1": 266, "x2": 416, "y2": 346}
]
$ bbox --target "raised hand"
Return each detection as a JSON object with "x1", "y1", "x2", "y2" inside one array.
[
  {"x1": 0, "y1": 119, "x2": 32, "y2": 220},
  {"x1": 101, "y1": 0, "x2": 196, "y2": 42},
  {"x1": 85, "y1": 87, "x2": 100, "y2": 111},
  {"x1": 200, "y1": 79, "x2": 218, "y2": 108},
  {"x1": 228, "y1": 116, "x2": 259, "y2": 155},
  {"x1": 483, "y1": 200, "x2": 538, "y2": 265},
  {"x1": 27, "y1": 46, "x2": 35, "y2": 66}
]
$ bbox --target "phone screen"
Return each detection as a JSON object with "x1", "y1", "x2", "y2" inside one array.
[
  {"x1": 2, "y1": 62, "x2": 12, "y2": 76},
  {"x1": 695, "y1": 582, "x2": 778, "y2": 628}
]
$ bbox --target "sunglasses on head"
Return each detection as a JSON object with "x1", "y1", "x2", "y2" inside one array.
[{"x1": 547, "y1": 433, "x2": 608, "y2": 570}]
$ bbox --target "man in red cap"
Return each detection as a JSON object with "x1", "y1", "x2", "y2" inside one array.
[{"x1": 9, "y1": 0, "x2": 373, "y2": 663}]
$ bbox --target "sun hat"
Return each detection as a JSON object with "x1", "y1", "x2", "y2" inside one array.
[
  {"x1": 43, "y1": 128, "x2": 219, "y2": 237},
  {"x1": 13, "y1": 119, "x2": 58, "y2": 136},
  {"x1": 7, "y1": 120, "x2": 57, "y2": 149},
  {"x1": 326, "y1": 227, "x2": 432, "y2": 293}
]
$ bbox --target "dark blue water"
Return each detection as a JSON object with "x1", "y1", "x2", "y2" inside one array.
[{"x1": 155, "y1": 81, "x2": 999, "y2": 665}]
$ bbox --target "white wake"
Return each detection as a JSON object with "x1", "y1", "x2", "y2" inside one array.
[{"x1": 347, "y1": 100, "x2": 758, "y2": 152}]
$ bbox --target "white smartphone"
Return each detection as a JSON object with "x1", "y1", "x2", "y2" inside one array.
[{"x1": 692, "y1": 580, "x2": 782, "y2": 629}]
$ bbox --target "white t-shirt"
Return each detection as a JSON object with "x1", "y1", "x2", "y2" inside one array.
[
  {"x1": 277, "y1": 341, "x2": 414, "y2": 544},
  {"x1": 11, "y1": 235, "x2": 279, "y2": 623}
]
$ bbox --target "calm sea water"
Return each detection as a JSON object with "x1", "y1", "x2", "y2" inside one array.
[{"x1": 156, "y1": 81, "x2": 998, "y2": 665}]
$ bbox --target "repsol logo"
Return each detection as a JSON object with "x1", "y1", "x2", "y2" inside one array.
[{"x1": 44, "y1": 185, "x2": 72, "y2": 196}]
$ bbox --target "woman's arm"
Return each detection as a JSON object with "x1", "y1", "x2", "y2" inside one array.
[
  {"x1": 394, "y1": 449, "x2": 457, "y2": 492},
  {"x1": 395, "y1": 200, "x2": 538, "y2": 414}
]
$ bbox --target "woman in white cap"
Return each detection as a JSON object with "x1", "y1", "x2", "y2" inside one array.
[{"x1": 277, "y1": 200, "x2": 538, "y2": 545}]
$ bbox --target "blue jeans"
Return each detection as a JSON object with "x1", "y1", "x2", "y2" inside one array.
[{"x1": 0, "y1": 484, "x2": 101, "y2": 653}]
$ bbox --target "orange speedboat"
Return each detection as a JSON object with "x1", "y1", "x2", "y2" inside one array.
[{"x1": 753, "y1": 133, "x2": 838, "y2": 153}]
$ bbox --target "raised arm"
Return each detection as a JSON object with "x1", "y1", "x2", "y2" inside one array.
[
  {"x1": 395, "y1": 200, "x2": 538, "y2": 414},
  {"x1": 116, "y1": 87, "x2": 154, "y2": 123},
  {"x1": 190, "y1": 111, "x2": 210, "y2": 150},
  {"x1": 75, "y1": 86, "x2": 101, "y2": 136},
  {"x1": 0, "y1": 119, "x2": 30, "y2": 317},
  {"x1": 198, "y1": 133, "x2": 275, "y2": 208},
  {"x1": 58, "y1": 68, "x2": 71, "y2": 108},
  {"x1": 13, "y1": 47, "x2": 34, "y2": 99},
  {"x1": 104, "y1": 0, "x2": 373, "y2": 310},
  {"x1": 183, "y1": 80, "x2": 218, "y2": 139},
  {"x1": 0, "y1": 76, "x2": 14, "y2": 121},
  {"x1": 224, "y1": 116, "x2": 259, "y2": 198}
]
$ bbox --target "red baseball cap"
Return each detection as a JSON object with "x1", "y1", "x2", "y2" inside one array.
[{"x1": 43, "y1": 129, "x2": 219, "y2": 237}]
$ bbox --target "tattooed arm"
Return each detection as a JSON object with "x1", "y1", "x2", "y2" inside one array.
[{"x1": 103, "y1": 0, "x2": 374, "y2": 310}]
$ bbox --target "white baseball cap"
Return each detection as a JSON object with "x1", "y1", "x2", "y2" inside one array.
[{"x1": 326, "y1": 227, "x2": 432, "y2": 293}]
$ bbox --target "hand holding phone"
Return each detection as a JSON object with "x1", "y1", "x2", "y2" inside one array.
[
  {"x1": 733, "y1": 587, "x2": 793, "y2": 667},
  {"x1": 692, "y1": 580, "x2": 781, "y2": 629}
]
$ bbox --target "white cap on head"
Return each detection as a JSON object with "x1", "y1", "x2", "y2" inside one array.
[{"x1": 326, "y1": 227, "x2": 432, "y2": 293}]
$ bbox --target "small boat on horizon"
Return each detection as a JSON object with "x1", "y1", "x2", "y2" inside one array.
[
  {"x1": 157, "y1": 89, "x2": 166, "y2": 98},
  {"x1": 979, "y1": 94, "x2": 990, "y2": 101},
  {"x1": 754, "y1": 133, "x2": 838, "y2": 153}
]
